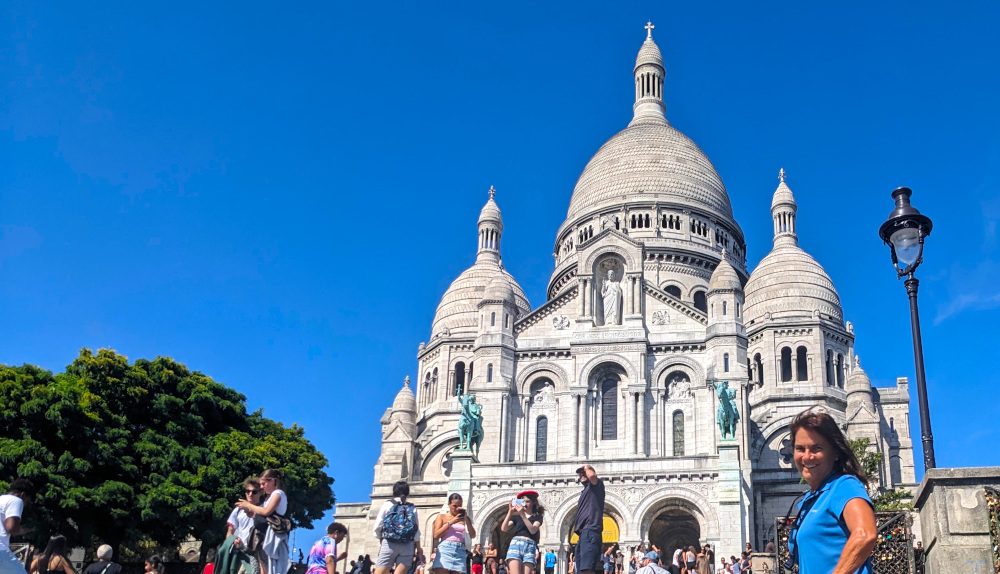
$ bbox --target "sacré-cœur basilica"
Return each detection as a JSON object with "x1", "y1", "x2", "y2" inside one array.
[{"x1": 336, "y1": 24, "x2": 915, "y2": 566}]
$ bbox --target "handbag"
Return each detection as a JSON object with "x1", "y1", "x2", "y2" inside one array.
[{"x1": 266, "y1": 512, "x2": 294, "y2": 535}]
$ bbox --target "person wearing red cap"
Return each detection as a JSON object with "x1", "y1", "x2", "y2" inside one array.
[{"x1": 501, "y1": 491, "x2": 545, "y2": 574}]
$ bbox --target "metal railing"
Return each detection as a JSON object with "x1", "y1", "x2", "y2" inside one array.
[
  {"x1": 776, "y1": 511, "x2": 914, "y2": 574},
  {"x1": 987, "y1": 486, "x2": 1000, "y2": 574}
]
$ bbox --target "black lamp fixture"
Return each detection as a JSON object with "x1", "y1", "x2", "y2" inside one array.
[{"x1": 879, "y1": 187, "x2": 935, "y2": 469}]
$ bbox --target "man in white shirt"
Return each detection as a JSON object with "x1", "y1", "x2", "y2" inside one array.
[
  {"x1": 669, "y1": 549, "x2": 682, "y2": 574},
  {"x1": 635, "y1": 552, "x2": 666, "y2": 574},
  {"x1": 372, "y1": 481, "x2": 423, "y2": 574},
  {"x1": 0, "y1": 479, "x2": 36, "y2": 574}
]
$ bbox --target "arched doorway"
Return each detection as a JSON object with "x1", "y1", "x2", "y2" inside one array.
[
  {"x1": 483, "y1": 507, "x2": 515, "y2": 568},
  {"x1": 647, "y1": 507, "x2": 700, "y2": 558}
]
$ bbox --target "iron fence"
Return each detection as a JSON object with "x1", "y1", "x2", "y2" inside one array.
[{"x1": 776, "y1": 511, "x2": 914, "y2": 574}]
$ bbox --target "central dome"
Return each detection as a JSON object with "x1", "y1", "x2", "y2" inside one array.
[{"x1": 565, "y1": 118, "x2": 734, "y2": 221}]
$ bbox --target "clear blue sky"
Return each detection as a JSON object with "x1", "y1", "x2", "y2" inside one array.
[{"x1": 3, "y1": 0, "x2": 999, "y2": 549}]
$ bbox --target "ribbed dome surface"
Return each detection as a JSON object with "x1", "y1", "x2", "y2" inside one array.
[
  {"x1": 392, "y1": 380, "x2": 417, "y2": 413},
  {"x1": 635, "y1": 38, "x2": 663, "y2": 68},
  {"x1": 565, "y1": 119, "x2": 734, "y2": 221},
  {"x1": 744, "y1": 244, "x2": 843, "y2": 325},
  {"x1": 431, "y1": 261, "x2": 530, "y2": 337},
  {"x1": 709, "y1": 257, "x2": 742, "y2": 292},
  {"x1": 771, "y1": 180, "x2": 796, "y2": 209},
  {"x1": 479, "y1": 197, "x2": 501, "y2": 224}
]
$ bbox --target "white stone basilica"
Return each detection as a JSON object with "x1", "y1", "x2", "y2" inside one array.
[{"x1": 337, "y1": 25, "x2": 915, "y2": 565}]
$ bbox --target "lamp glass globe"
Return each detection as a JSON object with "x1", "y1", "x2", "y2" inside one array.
[{"x1": 890, "y1": 227, "x2": 921, "y2": 267}]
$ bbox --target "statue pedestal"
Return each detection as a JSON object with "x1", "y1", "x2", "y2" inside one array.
[
  {"x1": 717, "y1": 442, "x2": 740, "y2": 504},
  {"x1": 448, "y1": 449, "x2": 475, "y2": 511}
]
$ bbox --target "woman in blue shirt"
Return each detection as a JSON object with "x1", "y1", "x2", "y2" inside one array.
[{"x1": 787, "y1": 409, "x2": 877, "y2": 574}]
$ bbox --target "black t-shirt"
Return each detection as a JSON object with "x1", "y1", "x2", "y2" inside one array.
[
  {"x1": 472, "y1": 553, "x2": 484, "y2": 566},
  {"x1": 83, "y1": 562, "x2": 122, "y2": 574},
  {"x1": 511, "y1": 513, "x2": 543, "y2": 542},
  {"x1": 574, "y1": 478, "x2": 605, "y2": 533}
]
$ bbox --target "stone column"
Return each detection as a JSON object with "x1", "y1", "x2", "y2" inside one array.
[
  {"x1": 637, "y1": 392, "x2": 646, "y2": 456},
  {"x1": 499, "y1": 393, "x2": 508, "y2": 462},
  {"x1": 628, "y1": 391, "x2": 637, "y2": 455},
  {"x1": 573, "y1": 394, "x2": 581, "y2": 457}
]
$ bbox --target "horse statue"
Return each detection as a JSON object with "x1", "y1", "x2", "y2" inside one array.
[
  {"x1": 714, "y1": 381, "x2": 740, "y2": 440},
  {"x1": 458, "y1": 394, "x2": 484, "y2": 461}
]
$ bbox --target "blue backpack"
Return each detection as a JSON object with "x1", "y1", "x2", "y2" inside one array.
[{"x1": 382, "y1": 501, "x2": 418, "y2": 542}]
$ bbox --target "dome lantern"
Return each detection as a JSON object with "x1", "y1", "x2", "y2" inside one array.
[
  {"x1": 477, "y1": 186, "x2": 503, "y2": 263},
  {"x1": 631, "y1": 21, "x2": 667, "y2": 124},
  {"x1": 771, "y1": 168, "x2": 798, "y2": 247}
]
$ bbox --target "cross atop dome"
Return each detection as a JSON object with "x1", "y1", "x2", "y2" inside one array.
[
  {"x1": 645, "y1": 20, "x2": 655, "y2": 39},
  {"x1": 779, "y1": 168, "x2": 786, "y2": 182},
  {"x1": 488, "y1": 185, "x2": 496, "y2": 200}
]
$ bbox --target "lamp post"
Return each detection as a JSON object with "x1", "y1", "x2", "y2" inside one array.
[{"x1": 878, "y1": 186, "x2": 935, "y2": 469}]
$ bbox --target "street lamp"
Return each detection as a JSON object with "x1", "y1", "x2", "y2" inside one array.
[{"x1": 878, "y1": 186, "x2": 935, "y2": 469}]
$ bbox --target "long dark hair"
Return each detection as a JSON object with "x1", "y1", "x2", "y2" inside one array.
[
  {"x1": 146, "y1": 555, "x2": 166, "y2": 574},
  {"x1": 789, "y1": 407, "x2": 868, "y2": 484},
  {"x1": 36, "y1": 535, "x2": 68, "y2": 573},
  {"x1": 524, "y1": 494, "x2": 545, "y2": 518}
]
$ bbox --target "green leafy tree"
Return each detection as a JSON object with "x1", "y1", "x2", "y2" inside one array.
[
  {"x1": 848, "y1": 437, "x2": 912, "y2": 511},
  {"x1": 0, "y1": 349, "x2": 334, "y2": 552}
]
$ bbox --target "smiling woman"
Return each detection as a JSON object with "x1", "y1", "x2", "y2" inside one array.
[{"x1": 787, "y1": 409, "x2": 877, "y2": 574}]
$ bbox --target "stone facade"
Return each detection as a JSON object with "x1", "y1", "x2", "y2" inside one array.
[{"x1": 335, "y1": 26, "x2": 915, "y2": 567}]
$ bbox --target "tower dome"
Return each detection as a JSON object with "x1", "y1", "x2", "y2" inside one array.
[
  {"x1": 431, "y1": 187, "x2": 531, "y2": 338},
  {"x1": 709, "y1": 254, "x2": 742, "y2": 292},
  {"x1": 744, "y1": 170, "x2": 843, "y2": 326},
  {"x1": 845, "y1": 356, "x2": 873, "y2": 396},
  {"x1": 482, "y1": 275, "x2": 516, "y2": 305},
  {"x1": 391, "y1": 376, "x2": 417, "y2": 414}
]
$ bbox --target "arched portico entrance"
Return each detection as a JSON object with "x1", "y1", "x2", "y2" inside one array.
[
  {"x1": 647, "y1": 507, "x2": 700, "y2": 558},
  {"x1": 482, "y1": 506, "x2": 516, "y2": 566}
]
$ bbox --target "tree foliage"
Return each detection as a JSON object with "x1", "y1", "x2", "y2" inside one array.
[
  {"x1": 847, "y1": 437, "x2": 912, "y2": 511},
  {"x1": 0, "y1": 349, "x2": 334, "y2": 552}
]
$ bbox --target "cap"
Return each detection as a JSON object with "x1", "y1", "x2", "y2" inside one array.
[
  {"x1": 517, "y1": 490, "x2": 539, "y2": 499},
  {"x1": 643, "y1": 552, "x2": 659, "y2": 562}
]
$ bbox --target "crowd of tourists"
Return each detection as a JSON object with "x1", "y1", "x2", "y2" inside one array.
[{"x1": 1, "y1": 407, "x2": 883, "y2": 574}]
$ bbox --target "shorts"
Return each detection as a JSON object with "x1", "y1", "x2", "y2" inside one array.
[
  {"x1": 376, "y1": 539, "x2": 416, "y2": 569},
  {"x1": 0, "y1": 549, "x2": 26, "y2": 574},
  {"x1": 472, "y1": 565, "x2": 483, "y2": 574},
  {"x1": 545, "y1": 568, "x2": 554, "y2": 574},
  {"x1": 432, "y1": 541, "x2": 467, "y2": 573},
  {"x1": 573, "y1": 529, "x2": 602, "y2": 573},
  {"x1": 505, "y1": 537, "x2": 537, "y2": 564}
]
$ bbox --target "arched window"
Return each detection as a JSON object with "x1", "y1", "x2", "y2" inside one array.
[
  {"x1": 826, "y1": 350, "x2": 834, "y2": 386},
  {"x1": 693, "y1": 291, "x2": 707, "y2": 313},
  {"x1": 454, "y1": 362, "x2": 466, "y2": 396},
  {"x1": 664, "y1": 285, "x2": 682, "y2": 298},
  {"x1": 754, "y1": 353, "x2": 764, "y2": 385},
  {"x1": 796, "y1": 346, "x2": 808, "y2": 381},
  {"x1": 601, "y1": 379, "x2": 618, "y2": 440},
  {"x1": 672, "y1": 410, "x2": 685, "y2": 456},
  {"x1": 723, "y1": 353, "x2": 730, "y2": 372},
  {"x1": 490, "y1": 312, "x2": 496, "y2": 327},
  {"x1": 504, "y1": 314, "x2": 509, "y2": 329},
  {"x1": 535, "y1": 416, "x2": 548, "y2": 462},
  {"x1": 780, "y1": 347, "x2": 792, "y2": 382},
  {"x1": 836, "y1": 354, "x2": 845, "y2": 387},
  {"x1": 722, "y1": 301, "x2": 728, "y2": 316},
  {"x1": 486, "y1": 363, "x2": 493, "y2": 383}
]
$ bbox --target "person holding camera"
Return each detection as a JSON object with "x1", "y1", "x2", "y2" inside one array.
[
  {"x1": 501, "y1": 491, "x2": 544, "y2": 574},
  {"x1": 432, "y1": 494, "x2": 476, "y2": 574}
]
